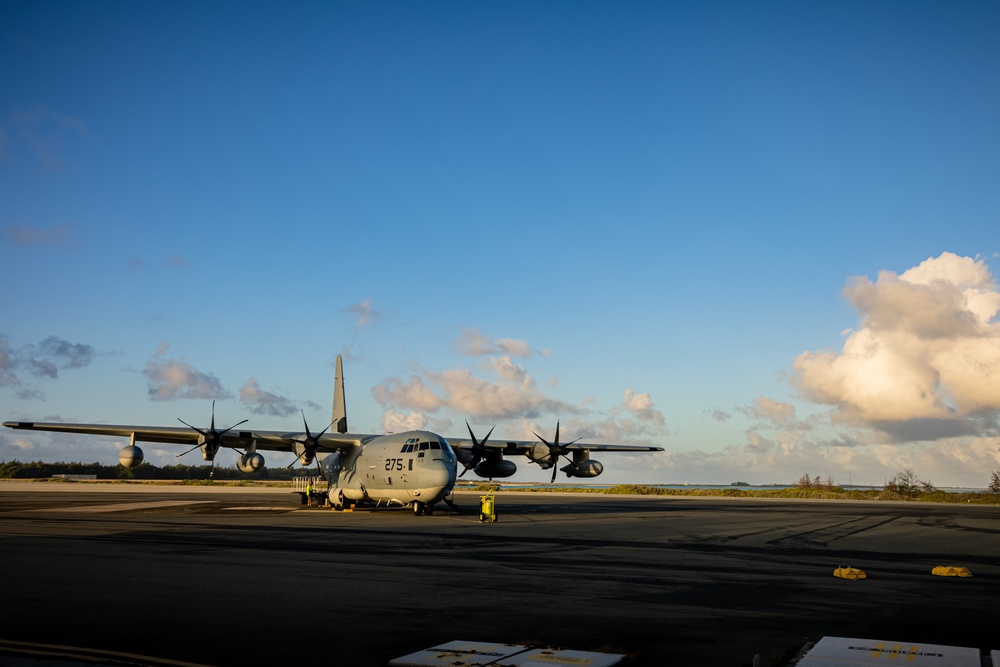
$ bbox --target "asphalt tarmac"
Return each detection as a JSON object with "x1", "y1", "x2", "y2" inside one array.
[{"x1": 1, "y1": 482, "x2": 999, "y2": 666}]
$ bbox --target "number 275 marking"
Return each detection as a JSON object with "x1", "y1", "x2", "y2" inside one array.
[{"x1": 385, "y1": 458, "x2": 403, "y2": 471}]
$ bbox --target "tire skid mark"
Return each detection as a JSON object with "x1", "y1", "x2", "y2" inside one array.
[{"x1": 766, "y1": 515, "x2": 901, "y2": 548}]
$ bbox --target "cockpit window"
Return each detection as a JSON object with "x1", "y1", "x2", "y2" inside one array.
[
  {"x1": 419, "y1": 442, "x2": 429, "y2": 451},
  {"x1": 430, "y1": 442, "x2": 441, "y2": 450}
]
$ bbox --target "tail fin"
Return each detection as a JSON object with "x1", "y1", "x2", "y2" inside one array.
[{"x1": 332, "y1": 354, "x2": 348, "y2": 433}]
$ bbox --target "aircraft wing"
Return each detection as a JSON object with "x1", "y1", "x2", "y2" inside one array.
[
  {"x1": 447, "y1": 436, "x2": 663, "y2": 454},
  {"x1": 2, "y1": 421, "x2": 366, "y2": 454}
]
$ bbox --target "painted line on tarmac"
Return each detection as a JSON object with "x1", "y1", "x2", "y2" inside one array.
[
  {"x1": 29, "y1": 500, "x2": 216, "y2": 513},
  {"x1": 0, "y1": 638, "x2": 218, "y2": 666}
]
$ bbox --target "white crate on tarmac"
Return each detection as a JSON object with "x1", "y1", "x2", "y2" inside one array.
[
  {"x1": 501, "y1": 646, "x2": 623, "y2": 667},
  {"x1": 389, "y1": 641, "x2": 623, "y2": 667},
  {"x1": 796, "y1": 636, "x2": 982, "y2": 666},
  {"x1": 390, "y1": 640, "x2": 528, "y2": 666},
  {"x1": 991, "y1": 650, "x2": 1000, "y2": 667}
]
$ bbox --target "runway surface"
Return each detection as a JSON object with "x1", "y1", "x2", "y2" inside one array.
[{"x1": 1, "y1": 482, "x2": 999, "y2": 666}]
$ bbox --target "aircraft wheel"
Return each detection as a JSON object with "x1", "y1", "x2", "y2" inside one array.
[
  {"x1": 412, "y1": 502, "x2": 424, "y2": 516},
  {"x1": 425, "y1": 503, "x2": 435, "y2": 516}
]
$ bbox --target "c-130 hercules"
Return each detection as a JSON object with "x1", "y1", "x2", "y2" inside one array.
[{"x1": 4, "y1": 356, "x2": 663, "y2": 515}]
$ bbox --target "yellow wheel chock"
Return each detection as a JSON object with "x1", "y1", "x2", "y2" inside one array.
[
  {"x1": 931, "y1": 566, "x2": 972, "y2": 577},
  {"x1": 833, "y1": 566, "x2": 867, "y2": 580}
]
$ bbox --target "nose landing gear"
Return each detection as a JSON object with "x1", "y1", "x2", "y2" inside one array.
[{"x1": 412, "y1": 501, "x2": 435, "y2": 516}]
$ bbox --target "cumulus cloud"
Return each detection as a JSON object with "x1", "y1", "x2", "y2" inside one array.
[
  {"x1": 623, "y1": 389, "x2": 666, "y2": 427},
  {"x1": 793, "y1": 252, "x2": 1000, "y2": 439},
  {"x1": 373, "y1": 356, "x2": 579, "y2": 422},
  {"x1": 142, "y1": 343, "x2": 231, "y2": 401},
  {"x1": 554, "y1": 388, "x2": 668, "y2": 444},
  {"x1": 453, "y1": 329, "x2": 548, "y2": 358},
  {"x1": 0, "y1": 334, "x2": 96, "y2": 391},
  {"x1": 372, "y1": 375, "x2": 443, "y2": 412},
  {"x1": 381, "y1": 409, "x2": 429, "y2": 433},
  {"x1": 239, "y1": 378, "x2": 297, "y2": 417},
  {"x1": 740, "y1": 396, "x2": 798, "y2": 425}
]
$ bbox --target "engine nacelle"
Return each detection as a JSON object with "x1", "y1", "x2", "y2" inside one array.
[
  {"x1": 237, "y1": 452, "x2": 265, "y2": 474},
  {"x1": 474, "y1": 460, "x2": 517, "y2": 479},
  {"x1": 528, "y1": 443, "x2": 554, "y2": 469},
  {"x1": 118, "y1": 445, "x2": 144, "y2": 468},
  {"x1": 560, "y1": 459, "x2": 604, "y2": 479}
]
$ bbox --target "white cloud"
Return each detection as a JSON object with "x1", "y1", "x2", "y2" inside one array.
[
  {"x1": 793, "y1": 252, "x2": 1000, "y2": 435},
  {"x1": 239, "y1": 378, "x2": 297, "y2": 417},
  {"x1": 623, "y1": 389, "x2": 666, "y2": 428},
  {"x1": 381, "y1": 409, "x2": 428, "y2": 433},
  {"x1": 372, "y1": 357, "x2": 578, "y2": 422},
  {"x1": 740, "y1": 396, "x2": 797, "y2": 425},
  {"x1": 453, "y1": 329, "x2": 538, "y2": 358},
  {"x1": 143, "y1": 343, "x2": 230, "y2": 401},
  {"x1": 372, "y1": 375, "x2": 443, "y2": 412}
]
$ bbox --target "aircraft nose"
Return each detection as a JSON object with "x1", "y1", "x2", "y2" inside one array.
[{"x1": 423, "y1": 461, "x2": 454, "y2": 489}]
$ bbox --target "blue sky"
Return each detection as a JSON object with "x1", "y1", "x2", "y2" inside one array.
[{"x1": 2, "y1": 1, "x2": 999, "y2": 486}]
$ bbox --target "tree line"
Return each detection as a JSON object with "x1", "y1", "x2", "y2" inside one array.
[{"x1": 0, "y1": 460, "x2": 312, "y2": 480}]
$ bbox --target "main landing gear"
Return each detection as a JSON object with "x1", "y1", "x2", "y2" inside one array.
[{"x1": 412, "y1": 501, "x2": 435, "y2": 516}]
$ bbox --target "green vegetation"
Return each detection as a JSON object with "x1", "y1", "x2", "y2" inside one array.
[
  {"x1": 0, "y1": 460, "x2": 308, "y2": 482},
  {"x1": 5, "y1": 461, "x2": 999, "y2": 504}
]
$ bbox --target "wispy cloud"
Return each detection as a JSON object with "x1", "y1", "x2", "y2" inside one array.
[
  {"x1": 6, "y1": 222, "x2": 80, "y2": 248},
  {"x1": 163, "y1": 255, "x2": 191, "y2": 269},
  {"x1": 344, "y1": 299, "x2": 382, "y2": 329},
  {"x1": 4, "y1": 106, "x2": 90, "y2": 170}
]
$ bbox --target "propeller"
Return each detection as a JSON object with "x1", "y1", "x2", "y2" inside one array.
[
  {"x1": 285, "y1": 411, "x2": 334, "y2": 469},
  {"x1": 176, "y1": 401, "x2": 248, "y2": 478},
  {"x1": 461, "y1": 421, "x2": 496, "y2": 477},
  {"x1": 530, "y1": 421, "x2": 580, "y2": 483}
]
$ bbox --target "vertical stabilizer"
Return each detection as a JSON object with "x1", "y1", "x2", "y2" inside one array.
[{"x1": 332, "y1": 354, "x2": 348, "y2": 433}]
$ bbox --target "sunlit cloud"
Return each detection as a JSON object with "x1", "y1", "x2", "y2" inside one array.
[
  {"x1": 453, "y1": 329, "x2": 549, "y2": 358},
  {"x1": 239, "y1": 378, "x2": 297, "y2": 417},
  {"x1": 793, "y1": 252, "x2": 1000, "y2": 440},
  {"x1": 373, "y1": 354, "x2": 579, "y2": 422},
  {"x1": 381, "y1": 409, "x2": 428, "y2": 433},
  {"x1": 142, "y1": 343, "x2": 231, "y2": 401}
]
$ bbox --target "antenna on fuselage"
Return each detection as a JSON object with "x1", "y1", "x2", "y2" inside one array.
[{"x1": 332, "y1": 354, "x2": 348, "y2": 433}]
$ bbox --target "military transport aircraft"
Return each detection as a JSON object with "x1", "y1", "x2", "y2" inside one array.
[{"x1": 3, "y1": 356, "x2": 663, "y2": 515}]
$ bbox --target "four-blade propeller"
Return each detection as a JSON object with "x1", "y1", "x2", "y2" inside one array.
[
  {"x1": 285, "y1": 411, "x2": 334, "y2": 470},
  {"x1": 176, "y1": 401, "x2": 248, "y2": 477},
  {"x1": 530, "y1": 421, "x2": 580, "y2": 483},
  {"x1": 174, "y1": 402, "x2": 575, "y2": 484},
  {"x1": 462, "y1": 421, "x2": 496, "y2": 477}
]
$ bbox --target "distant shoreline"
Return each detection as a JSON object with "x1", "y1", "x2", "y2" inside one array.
[{"x1": 2, "y1": 477, "x2": 995, "y2": 504}]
